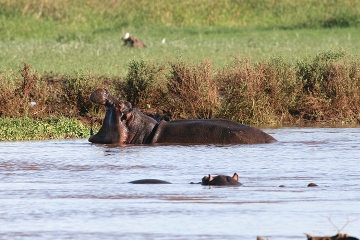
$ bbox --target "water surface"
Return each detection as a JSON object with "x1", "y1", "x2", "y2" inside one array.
[{"x1": 0, "y1": 127, "x2": 359, "y2": 239}]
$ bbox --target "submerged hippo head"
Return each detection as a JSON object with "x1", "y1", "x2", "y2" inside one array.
[{"x1": 201, "y1": 173, "x2": 242, "y2": 186}]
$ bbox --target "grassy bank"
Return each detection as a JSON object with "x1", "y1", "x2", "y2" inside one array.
[
  {"x1": 1, "y1": 51, "x2": 359, "y2": 141},
  {"x1": 0, "y1": 117, "x2": 90, "y2": 141}
]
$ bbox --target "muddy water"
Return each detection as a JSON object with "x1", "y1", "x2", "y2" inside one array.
[{"x1": 0, "y1": 127, "x2": 359, "y2": 239}]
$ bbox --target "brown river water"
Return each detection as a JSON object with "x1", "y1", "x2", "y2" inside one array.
[{"x1": 0, "y1": 127, "x2": 359, "y2": 240}]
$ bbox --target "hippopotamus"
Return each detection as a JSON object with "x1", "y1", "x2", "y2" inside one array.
[
  {"x1": 129, "y1": 179, "x2": 171, "y2": 184},
  {"x1": 88, "y1": 88, "x2": 277, "y2": 145},
  {"x1": 201, "y1": 173, "x2": 242, "y2": 186}
]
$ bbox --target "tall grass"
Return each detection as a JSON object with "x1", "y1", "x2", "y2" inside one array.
[
  {"x1": 217, "y1": 57, "x2": 299, "y2": 124},
  {"x1": 119, "y1": 59, "x2": 168, "y2": 108},
  {"x1": 295, "y1": 50, "x2": 360, "y2": 122},
  {"x1": 117, "y1": 50, "x2": 360, "y2": 125},
  {"x1": 1, "y1": 50, "x2": 359, "y2": 141},
  {"x1": 0, "y1": 62, "x2": 112, "y2": 120},
  {"x1": 165, "y1": 58, "x2": 219, "y2": 119}
]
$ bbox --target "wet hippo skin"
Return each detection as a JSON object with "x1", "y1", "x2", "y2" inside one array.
[
  {"x1": 88, "y1": 88, "x2": 277, "y2": 145},
  {"x1": 129, "y1": 179, "x2": 171, "y2": 184}
]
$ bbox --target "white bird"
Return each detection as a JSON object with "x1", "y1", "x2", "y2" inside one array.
[
  {"x1": 161, "y1": 38, "x2": 166, "y2": 44},
  {"x1": 124, "y1": 32, "x2": 130, "y2": 39}
]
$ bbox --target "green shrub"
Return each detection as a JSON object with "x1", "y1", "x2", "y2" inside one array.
[
  {"x1": 164, "y1": 59, "x2": 219, "y2": 119},
  {"x1": 216, "y1": 58, "x2": 298, "y2": 124},
  {"x1": 120, "y1": 59, "x2": 168, "y2": 108},
  {"x1": 295, "y1": 50, "x2": 360, "y2": 121}
]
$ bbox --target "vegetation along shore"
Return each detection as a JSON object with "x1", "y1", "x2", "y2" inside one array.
[{"x1": 1, "y1": 0, "x2": 360, "y2": 140}]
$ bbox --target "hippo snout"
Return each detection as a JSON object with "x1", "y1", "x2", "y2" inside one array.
[{"x1": 90, "y1": 88, "x2": 120, "y2": 106}]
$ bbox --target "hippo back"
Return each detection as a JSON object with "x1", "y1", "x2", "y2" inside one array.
[{"x1": 152, "y1": 119, "x2": 276, "y2": 144}]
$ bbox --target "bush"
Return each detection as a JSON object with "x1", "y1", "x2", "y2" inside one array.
[
  {"x1": 164, "y1": 59, "x2": 220, "y2": 119},
  {"x1": 119, "y1": 59, "x2": 168, "y2": 108},
  {"x1": 0, "y1": 63, "x2": 112, "y2": 120},
  {"x1": 295, "y1": 50, "x2": 360, "y2": 122},
  {"x1": 216, "y1": 57, "x2": 299, "y2": 124}
]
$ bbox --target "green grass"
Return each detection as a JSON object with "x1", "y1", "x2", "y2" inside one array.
[
  {"x1": 1, "y1": 0, "x2": 359, "y2": 41},
  {"x1": 1, "y1": 27, "x2": 360, "y2": 77},
  {"x1": 1, "y1": 0, "x2": 360, "y2": 77},
  {"x1": 0, "y1": 117, "x2": 92, "y2": 141}
]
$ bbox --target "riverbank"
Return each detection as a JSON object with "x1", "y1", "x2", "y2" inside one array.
[
  {"x1": 1, "y1": 0, "x2": 360, "y2": 140},
  {"x1": 1, "y1": 51, "x2": 359, "y2": 141}
]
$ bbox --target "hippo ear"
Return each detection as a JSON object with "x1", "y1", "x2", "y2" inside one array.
[
  {"x1": 124, "y1": 102, "x2": 132, "y2": 109},
  {"x1": 119, "y1": 102, "x2": 132, "y2": 112},
  {"x1": 232, "y1": 173, "x2": 239, "y2": 181},
  {"x1": 119, "y1": 102, "x2": 133, "y2": 121}
]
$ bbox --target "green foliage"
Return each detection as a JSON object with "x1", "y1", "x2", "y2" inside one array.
[
  {"x1": 121, "y1": 59, "x2": 167, "y2": 107},
  {"x1": 295, "y1": 50, "x2": 360, "y2": 121},
  {"x1": 297, "y1": 49, "x2": 348, "y2": 93},
  {"x1": 0, "y1": 117, "x2": 90, "y2": 141},
  {"x1": 216, "y1": 58, "x2": 297, "y2": 124},
  {"x1": 61, "y1": 72, "x2": 97, "y2": 117},
  {"x1": 165, "y1": 59, "x2": 219, "y2": 119}
]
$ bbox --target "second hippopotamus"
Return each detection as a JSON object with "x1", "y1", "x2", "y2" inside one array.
[{"x1": 201, "y1": 173, "x2": 242, "y2": 186}]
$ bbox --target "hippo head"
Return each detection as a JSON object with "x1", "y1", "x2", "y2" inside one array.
[
  {"x1": 201, "y1": 173, "x2": 241, "y2": 186},
  {"x1": 88, "y1": 88, "x2": 158, "y2": 144}
]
